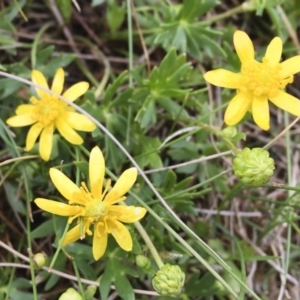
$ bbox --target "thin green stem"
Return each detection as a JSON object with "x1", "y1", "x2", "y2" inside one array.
[
  {"x1": 49, "y1": 221, "x2": 70, "y2": 270},
  {"x1": 127, "y1": 0, "x2": 133, "y2": 87},
  {"x1": 23, "y1": 168, "x2": 37, "y2": 299},
  {"x1": 72, "y1": 260, "x2": 86, "y2": 300},
  {"x1": 134, "y1": 221, "x2": 164, "y2": 268},
  {"x1": 4, "y1": 236, "x2": 24, "y2": 300},
  {"x1": 126, "y1": 0, "x2": 133, "y2": 144},
  {"x1": 283, "y1": 112, "x2": 292, "y2": 286},
  {"x1": 199, "y1": 3, "x2": 255, "y2": 26},
  {"x1": 31, "y1": 22, "x2": 53, "y2": 68},
  {"x1": 165, "y1": 168, "x2": 232, "y2": 200}
]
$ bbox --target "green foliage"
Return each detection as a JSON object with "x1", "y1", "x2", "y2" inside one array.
[
  {"x1": 99, "y1": 259, "x2": 137, "y2": 300},
  {"x1": 57, "y1": 0, "x2": 72, "y2": 22},
  {"x1": 107, "y1": 0, "x2": 126, "y2": 33},
  {"x1": 141, "y1": 0, "x2": 226, "y2": 60},
  {"x1": 1, "y1": 1, "x2": 300, "y2": 300},
  {"x1": 134, "y1": 48, "x2": 191, "y2": 128}
]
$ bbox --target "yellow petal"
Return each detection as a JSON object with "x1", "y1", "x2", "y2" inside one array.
[
  {"x1": 280, "y1": 56, "x2": 300, "y2": 78},
  {"x1": 49, "y1": 168, "x2": 80, "y2": 202},
  {"x1": 55, "y1": 117, "x2": 83, "y2": 144},
  {"x1": 252, "y1": 97, "x2": 270, "y2": 130},
  {"x1": 204, "y1": 69, "x2": 242, "y2": 89},
  {"x1": 35, "y1": 198, "x2": 82, "y2": 216},
  {"x1": 39, "y1": 124, "x2": 54, "y2": 161},
  {"x1": 104, "y1": 168, "x2": 137, "y2": 205},
  {"x1": 32, "y1": 69, "x2": 49, "y2": 99},
  {"x1": 63, "y1": 112, "x2": 96, "y2": 132},
  {"x1": 224, "y1": 93, "x2": 252, "y2": 125},
  {"x1": 264, "y1": 37, "x2": 282, "y2": 66},
  {"x1": 108, "y1": 205, "x2": 147, "y2": 223},
  {"x1": 108, "y1": 220, "x2": 132, "y2": 251},
  {"x1": 6, "y1": 114, "x2": 36, "y2": 127},
  {"x1": 16, "y1": 104, "x2": 35, "y2": 115},
  {"x1": 233, "y1": 30, "x2": 254, "y2": 64},
  {"x1": 61, "y1": 225, "x2": 81, "y2": 246},
  {"x1": 93, "y1": 223, "x2": 108, "y2": 260},
  {"x1": 51, "y1": 68, "x2": 64, "y2": 95},
  {"x1": 89, "y1": 146, "x2": 105, "y2": 199},
  {"x1": 62, "y1": 82, "x2": 89, "y2": 102},
  {"x1": 269, "y1": 90, "x2": 300, "y2": 116},
  {"x1": 26, "y1": 123, "x2": 43, "y2": 151}
]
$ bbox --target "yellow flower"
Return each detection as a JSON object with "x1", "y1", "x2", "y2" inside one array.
[
  {"x1": 204, "y1": 30, "x2": 300, "y2": 130},
  {"x1": 6, "y1": 68, "x2": 96, "y2": 161},
  {"x1": 34, "y1": 146, "x2": 147, "y2": 260}
]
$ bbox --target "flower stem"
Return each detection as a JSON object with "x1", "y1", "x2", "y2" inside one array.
[
  {"x1": 49, "y1": 219, "x2": 71, "y2": 270},
  {"x1": 199, "y1": 2, "x2": 255, "y2": 26},
  {"x1": 72, "y1": 259, "x2": 86, "y2": 300},
  {"x1": 134, "y1": 221, "x2": 164, "y2": 269},
  {"x1": 283, "y1": 112, "x2": 293, "y2": 287}
]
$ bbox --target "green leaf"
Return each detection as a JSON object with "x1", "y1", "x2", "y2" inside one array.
[
  {"x1": 114, "y1": 273, "x2": 135, "y2": 300},
  {"x1": 57, "y1": 0, "x2": 72, "y2": 22},
  {"x1": 0, "y1": 78, "x2": 23, "y2": 98},
  {"x1": 178, "y1": 0, "x2": 220, "y2": 21},
  {"x1": 159, "y1": 98, "x2": 189, "y2": 119},
  {"x1": 110, "y1": 88, "x2": 134, "y2": 107},
  {"x1": 134, "y1": 136, "x2": 162, "y2": 169},
  {"x1": 162, "y1": 170, "x2": 177, "y2": 190},
  {"x1": 31, "y1": 219, "x2": 54, "y2": 238},
  {"x1": 103, "y1": 71, "x2": 128, "y2": 105},
  {"x1": 36, "y1": 45, "x2": 55, "y2": 65},
  {"x1": 135, "y1": 95, "x2": 157, "y2": 128},
  {"x1": 9, "y1": 289, "x2": 34, "y2": 300},
  {"x1": 75, "y1": 258, "x2": 97, "y2": 280},
  {"x1": 107, "y1": 1, "x2": 126, "y2": 33},
  {"x1": 99, "y1": 260, "x2": 115, "y2": 300}
]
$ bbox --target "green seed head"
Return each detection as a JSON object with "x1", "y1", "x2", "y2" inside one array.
[
  {"x1": 232, "y1": 147, "x2": 275, "y2": 185},
  {"x1": 152, "y1": 264, "x2": 185, "y2": 297}
]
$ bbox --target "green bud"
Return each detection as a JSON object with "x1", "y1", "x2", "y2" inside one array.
[
  {"x1": 232, "y1": 147, "x2": 275, "y2": 185},
  {"x1": 33, "y1": 252, "x2": 47, "y2": 269},
  {"x1": 136, "y1": 254, "x2": 155, "y2": 275},
  {"x1": 222, "y1": 126, "x2": 237, "y2": 139},
  {"x1": 136, "y1": 255, "x2": 151, "y2": 269},
  {"x1": 152, "y1": 264, "x2": 185, "y2": 297},
  {"x1": 58, "y1": 288, "x2": 83, "y2": 300},
  {"x1": 84, "y1": 285, "x2": 97, "y2": 300}
]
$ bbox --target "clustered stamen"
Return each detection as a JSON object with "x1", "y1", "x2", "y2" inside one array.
[
  {"x1": 241, "y1": 58, "x2": 293, "y2": 98},
  {"x1": 31, "y1": 95, "x2": 65, "y2": 127}
]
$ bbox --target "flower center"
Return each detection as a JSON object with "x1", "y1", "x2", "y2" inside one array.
[
  {"x1": 31, "y1": 95, "x2": 65, "y2": 127},
  {"x1": 85, "y1": 200, "x2": 108, "y2": 222},
  {"x1": 241, "y1": 58, "x2": 293, "y2": 98}
]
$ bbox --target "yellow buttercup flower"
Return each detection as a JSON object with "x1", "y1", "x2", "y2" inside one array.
[
  {"x1": 6, "y1": 68, "x2": 96, "y2": 161},
  {"x1": 204, "y1": 30, "x2": 300, "y2": 130},
  {"x1": 34, "y1": 146, "x2": 147, "y2": 260}
]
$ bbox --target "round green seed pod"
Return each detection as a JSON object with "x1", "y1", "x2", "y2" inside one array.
[
  {"x1": 222, "y1": 126, "x2": 237, "y2": 139},
  {"x1": 232, "y1": 147, "x2": 275, "y2": 185},
  {"x1": 58, "y1": 288, "x2": 83, "y2": 300},
  {"x1": 136, "y1": 254, "x2": 151, "y2": 269},
  {"x1": 33, "y1": 252, "x2": 47, "y2": 269},
  {"x1": 152, "y1": 264, "x2": 185, "y2": 297}
]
